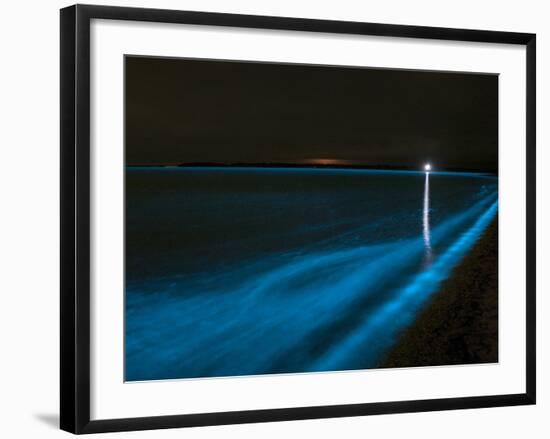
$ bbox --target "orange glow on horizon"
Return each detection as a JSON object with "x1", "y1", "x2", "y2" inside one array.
[{"x1": 302, "y1": 158, "x2": 356, "y2": 166}]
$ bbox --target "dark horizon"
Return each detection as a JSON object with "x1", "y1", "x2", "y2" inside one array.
[
  {"x1": 126, "y1": 56, "x2": 498, "y2": 172},
  {"x1": 125, "y1": 162, "x2": 496, "y2": 175}
]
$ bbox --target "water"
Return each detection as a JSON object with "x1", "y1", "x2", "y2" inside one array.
[{"x1": 125, "y1": 167, "x2": 498, "y2": 381}]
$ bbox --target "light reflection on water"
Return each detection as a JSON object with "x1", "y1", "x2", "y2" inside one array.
[
  {"x1": 423, "y1": 172, "x2": 433, "y2": 265},
  {"x1": 125, "y1": 170, "x2": 497, "y2": 381}
]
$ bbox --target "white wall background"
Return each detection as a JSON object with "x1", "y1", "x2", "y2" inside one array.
[{"x1": 0, "y1": 0, "x2": 547, "y2": 437}]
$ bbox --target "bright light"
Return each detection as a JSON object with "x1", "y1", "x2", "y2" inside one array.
[{"x1": 424, "y1": 163, "x2": 431, "y2": 172}]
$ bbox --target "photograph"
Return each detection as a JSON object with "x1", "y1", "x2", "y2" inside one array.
[{"x1": 124, "y1": 56, "x2": 499, "y2": 382}]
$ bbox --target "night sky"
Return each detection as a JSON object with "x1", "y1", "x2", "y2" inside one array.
[{"x1": 126, "y1": 56, "x2": 498, "y2": 172}]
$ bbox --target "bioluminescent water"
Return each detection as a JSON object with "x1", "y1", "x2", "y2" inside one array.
[{"x1": 125, "y1": 167, "x2": 498, "y2": 381}]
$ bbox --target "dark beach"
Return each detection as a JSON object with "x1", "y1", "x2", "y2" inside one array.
[{"x1": 380, "y1": 217, "x2": 498, "y2": 368}]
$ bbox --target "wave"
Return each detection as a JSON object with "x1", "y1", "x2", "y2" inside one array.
[{"x1": 125, "y1": 189, "x2": 497, "y2": 381}]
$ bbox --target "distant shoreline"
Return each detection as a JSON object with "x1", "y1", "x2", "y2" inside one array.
[
  {"x1": 379, "y1": 217, "x2": 499, "y2": 368},
  {"x1": 126, "y1": 163, "x2": 498, "y2": 176}
]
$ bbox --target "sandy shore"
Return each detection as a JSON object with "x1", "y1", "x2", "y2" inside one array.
[{"x1": 379, "y1": 217, "x2": 498, "y2": 368}]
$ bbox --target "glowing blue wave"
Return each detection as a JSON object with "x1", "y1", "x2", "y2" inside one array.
[
  {"x1": 311, "y1": 200, "x2": 498, "y2": 371},
  {"x1": 125, "y1": 176, "x2": 498, "y2": 381}
]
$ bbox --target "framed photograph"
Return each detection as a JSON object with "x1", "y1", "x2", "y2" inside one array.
[{"x1": 60, "y1": 4, "x2": 536, "y2": 434}]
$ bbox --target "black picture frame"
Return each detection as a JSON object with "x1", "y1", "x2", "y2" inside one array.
[{"x1": 60, "y1": 4, "x2": 536, "y2": 434}]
